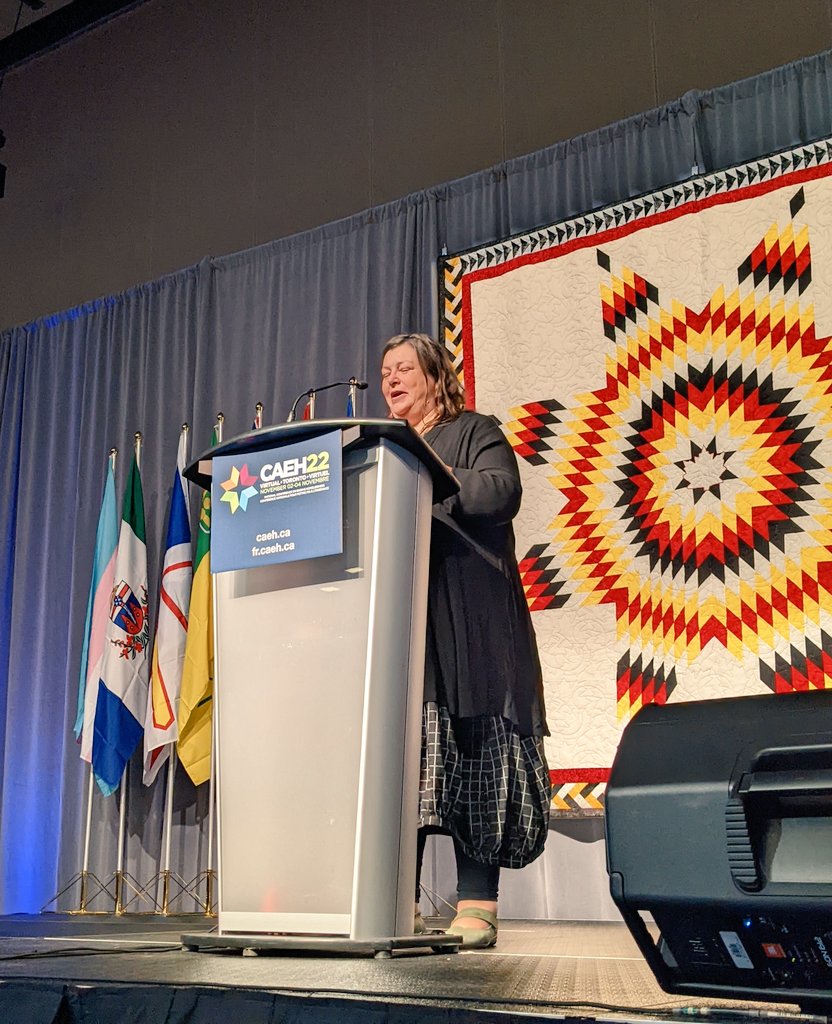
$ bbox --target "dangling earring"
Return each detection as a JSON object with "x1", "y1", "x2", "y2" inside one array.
[{"x1": 419, "y1": 392, "x2": 438, "y2": 435}]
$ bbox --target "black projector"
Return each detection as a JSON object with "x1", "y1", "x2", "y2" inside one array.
[{"x1": 605, "y1": 689, "x2": 832, "y2": 1010}]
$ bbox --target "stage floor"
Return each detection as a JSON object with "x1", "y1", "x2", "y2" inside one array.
[{"x1": 0, "y1": 913, "x2": 810, "y2": 1023}]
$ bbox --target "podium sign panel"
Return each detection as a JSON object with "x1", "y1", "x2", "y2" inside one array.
[{"x1": 210, "y1": 429, "x2": 343, "y2": 573}]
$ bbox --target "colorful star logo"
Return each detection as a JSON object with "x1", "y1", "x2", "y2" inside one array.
[{"x1": 220, "y1": 463, "x2": 259, "y2": 513}]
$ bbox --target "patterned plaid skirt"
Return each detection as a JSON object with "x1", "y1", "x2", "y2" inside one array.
[{"x1": 419, "y1": 702, "x2": 552, "y2": 869}]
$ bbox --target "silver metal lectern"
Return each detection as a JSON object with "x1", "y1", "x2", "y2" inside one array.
[{"x1": 183, "y1": 419, "x2": 459, "y2": 955}]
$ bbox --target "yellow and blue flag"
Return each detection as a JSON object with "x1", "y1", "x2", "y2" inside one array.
[{"x1": 177, "y1": 425, "x2": 218, "y2": 786}]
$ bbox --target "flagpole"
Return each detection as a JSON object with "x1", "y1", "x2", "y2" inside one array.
[
  {"x1": 114, "y1": 783, "x2": 127, "y2": 913},
  {"x1": 81, "y1": 446, "x2": 119, "y2": 913},
  {"x1": 79, "y1": 768, "x2": 95, "y2": 909},
  {"x1": 43, "y1": 448, "x2": 120, "y2": 914},
  {"x1": 114, "y1": 432, "x2": 142, "y2": 916},
  {"x1": 254, "y1": 402, "x2": 263, "y2": 430},
  {"x1": 164, "y1": 749, "x2": 175, "y2": 871},
  {"x1": 175, "y1": 412, "x2": 221, "y2": 915},
  {"x1": 205, "y1": 596, "x2": 217, "y2": 916},
  {"x1": 204, "y1": 412, "x2": 222, "y2": 915},
  {"x1": 157, "y1": 422, "x2": 188, "y2": 914},
  {"x1": 158, "y1": 747, "x2": 178, "y2": 914}
]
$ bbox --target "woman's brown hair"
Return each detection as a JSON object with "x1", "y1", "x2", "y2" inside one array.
[{"x1": 381, "y1": 333, "x2": 466, "y2": 424}]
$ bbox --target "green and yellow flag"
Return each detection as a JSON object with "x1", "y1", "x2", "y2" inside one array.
[{"x1": 177, "y1": 425, "x2": 218, "y2": 785}]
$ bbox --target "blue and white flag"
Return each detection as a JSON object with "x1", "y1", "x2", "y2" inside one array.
[
  {"x1": 75, "y1": 462, "x2": 119, "y2": 763},
  {"x1": 93, "y1": 452, "x2": 150, "y2": 796}
]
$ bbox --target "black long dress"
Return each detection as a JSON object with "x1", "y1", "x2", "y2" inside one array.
[{"x1": 418, "y1": 410, "x2": 551, "y2": 868}]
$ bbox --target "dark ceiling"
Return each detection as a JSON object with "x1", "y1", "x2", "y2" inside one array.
[{"x1": 0, "y1": 0, "x2": 141, "y2": 73}]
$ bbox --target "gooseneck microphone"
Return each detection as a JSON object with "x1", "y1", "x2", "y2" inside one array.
[{"x1": 286, "y1": 377, "x2": 368, "y2": 422}]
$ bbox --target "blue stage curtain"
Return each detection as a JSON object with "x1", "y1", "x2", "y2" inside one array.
[{"x1": 1, "y1": 50, "x2": 831, "y2": 913}]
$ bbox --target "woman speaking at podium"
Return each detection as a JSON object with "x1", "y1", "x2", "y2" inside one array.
[{"x1": 380, "y1": 333, "x2": 550, "y2": 949}]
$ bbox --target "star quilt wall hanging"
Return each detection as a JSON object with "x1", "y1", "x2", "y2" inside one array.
[{"x1": 441, "y1": 139, "x2": 832, "y2": 813}]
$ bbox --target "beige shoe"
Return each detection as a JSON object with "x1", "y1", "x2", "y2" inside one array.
[{"x1": 445, "y1": 906, "x2": 498, "y2": 949}]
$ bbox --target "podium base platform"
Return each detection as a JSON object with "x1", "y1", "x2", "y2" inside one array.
[{"x1": 181, "y1": 931, "x2": 461, "y2": 958}]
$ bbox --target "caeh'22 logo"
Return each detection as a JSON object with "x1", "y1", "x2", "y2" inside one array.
[
  {"x1": 219, "y1": 464, "x2": 259, "y2": 514},
  {"x1": 221, "y1": 451, "x2": 331, "y2": 513}
]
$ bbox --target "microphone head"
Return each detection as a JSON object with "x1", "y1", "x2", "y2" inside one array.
[{"x1": 354, "y1": 380, "x2": 369, "y2": 390}]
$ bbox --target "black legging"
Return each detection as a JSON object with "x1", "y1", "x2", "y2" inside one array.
[{"x1": 415, "y1": 826, "x2": 500, "y2": 903}]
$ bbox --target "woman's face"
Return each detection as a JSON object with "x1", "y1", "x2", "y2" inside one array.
[{"x1": 381, "y1": 342, "x2": 435, "y2": 428}]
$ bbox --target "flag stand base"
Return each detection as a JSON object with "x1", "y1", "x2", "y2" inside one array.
[
  {"x1": 40, "y1": 870, "x2": 118, "y2": 914},
  {"x1": 113, "y1": 869, "x2": 161, "y2": 914},
  {"x1": 185, "y1": 868, "x2": 216, "y2": 915},
  {"x1": 136, "y1": 869, "x2": 216, "y2": 915}
]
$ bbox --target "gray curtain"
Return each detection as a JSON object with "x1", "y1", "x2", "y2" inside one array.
[{"x1": 1, "y1": 50, "x2": 831, "y2": 914}]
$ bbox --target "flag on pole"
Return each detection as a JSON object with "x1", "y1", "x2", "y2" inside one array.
[
  {"x1": 143, "y1": 431, "x2": 192, "y2": 785},
  {"x1": 346, "y1": 392, "x2": 354, "y2": 417},
  {"x1": 75, "y1": 460, "x2": 119, "y2": 763},
  {"x1": 252, "y1": 404, "x2": 263, "y2": 430},
  {"x1": 177, "y1": 425, "x2": 218, "y2": 786},
  {"x1": 92, "y1": 451, "x2": 150, "y2": 796}
]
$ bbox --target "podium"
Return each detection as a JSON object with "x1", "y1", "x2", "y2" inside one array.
[{"x1": 182, "y1": 419, "x2": 460, "y2": 954}]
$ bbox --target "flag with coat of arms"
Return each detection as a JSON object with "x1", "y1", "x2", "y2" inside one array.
[
  {"x1": 75, "y1": 460, "x2": 119, "y2": 763},
  {"x1": 92, "y1": 450, "x2": 150, "y2": 796},
  {"x1": 143, "y1": 430, "x2": 192, "y2": 785}
]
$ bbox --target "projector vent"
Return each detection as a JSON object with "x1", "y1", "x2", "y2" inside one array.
[{"x1": 725, "y1": 796, "x2": 761, "y2": 891}]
